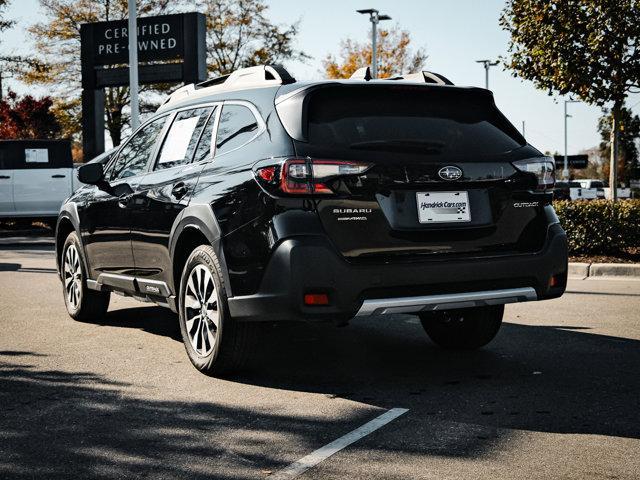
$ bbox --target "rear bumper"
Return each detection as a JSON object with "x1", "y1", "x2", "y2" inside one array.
[{"x1": 227, "y1": 223, "x2": 568, "y2": 322}]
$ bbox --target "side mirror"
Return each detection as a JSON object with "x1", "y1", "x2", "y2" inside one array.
[{"x1": 78, "y1": 162, "x2": 105, "y2": 185}]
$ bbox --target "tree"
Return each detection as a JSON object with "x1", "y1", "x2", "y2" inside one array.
[
  {"x1": 500, "y1": 0, "x2": 640, "y2": 200},
  {"x1": 22, "y1": 0, "x2": 308, "y2": 155},
  {"x1": 0, "y1": 89, "x2": 62, "y2": 139},
  {"x1": 21, "y1": 0, "x2": 176, "y2": 150},
  {"x1": 197, "y1": 0, "x2": 309, "y2": 76},
  {"x1": 0, "y1": 0, "x2": 15, "y2": 95},
  {"x1": 598, "y1": 106, "x2": 640, "y2": 185},
  {"x1": 0, "y1": 0, "x2": 12, "y2": 38},
  {"x1": 323, "y1": 26, "x2": 427, "y2": 79}
]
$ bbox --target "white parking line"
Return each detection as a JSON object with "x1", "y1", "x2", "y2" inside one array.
[{"x1": 271, "y1": 408, "x2": 409, "y2": 479}]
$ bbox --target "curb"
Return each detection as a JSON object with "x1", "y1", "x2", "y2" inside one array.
[
  {"x1": 0, "y1": 236, "x2": 55, "y2": 247},
  {"x1": 569, "y1": 262, "x2": 640, "y2": 279}
]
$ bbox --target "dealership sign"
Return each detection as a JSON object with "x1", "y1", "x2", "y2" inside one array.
[
  {"x1": 90, "y1": 15, "x2": 184, "y2": 65},
  {"x1": 553, "y1": 155, "x2": 589, "y2": 169},
  {"x1": 80, "y1": 13, "x2": 207, "y2": 161}
]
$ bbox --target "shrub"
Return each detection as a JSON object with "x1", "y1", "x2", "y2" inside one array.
[{"x1": 553, "y1": 199, "x2": 640, "y2": 255}]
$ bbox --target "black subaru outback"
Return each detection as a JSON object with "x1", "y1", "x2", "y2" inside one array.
[{"x1": 56, "y1": 65, "x2": 567, "y2": 375}]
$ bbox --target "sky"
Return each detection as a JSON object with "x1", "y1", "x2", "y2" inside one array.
[{"x1": 2, "y1": 0, "x2": 639, "y2": 155}]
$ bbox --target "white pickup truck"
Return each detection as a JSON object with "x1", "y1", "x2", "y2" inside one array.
[{"x1": 0, "y1": 140, "x2": 82, "y2": 221}]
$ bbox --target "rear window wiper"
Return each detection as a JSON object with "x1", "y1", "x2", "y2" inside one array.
[{"x1": 349, "y1": 140, "x2": 445, "y2": 153}]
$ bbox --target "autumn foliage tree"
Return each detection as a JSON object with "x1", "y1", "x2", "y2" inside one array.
[
  {"x1": 323, "y1": 26, "x2": 427, "y2": 79},
  {"x1": 197, "y1": 0, "x2": 308, "y2": 75},
  {"x1": 500, "y1": 0, "x2": 640, "y2": 199},
  {"x1": 20, "y1": 0, "x2": 307, "y2": 152},
  {"x1": 0, "y1": 90, "x2": 62, "y2": 139},
  {"x1": 0, "y1": 0, "x2": 12, "y2": 38},
  {"x1": 0, "y1": 0, "x2": 14, "y2": 72},
  {"x1": 20, "y1": 0, "x2": 175, "y2": 148}
]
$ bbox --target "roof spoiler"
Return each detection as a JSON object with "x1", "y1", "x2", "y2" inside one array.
[{"x1": 348, "y1": 67, "x2": 454, "y2": 85}]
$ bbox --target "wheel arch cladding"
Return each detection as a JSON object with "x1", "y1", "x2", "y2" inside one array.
[
  {"x1": 56, "y1": 210, "x2": 82, "y2": 279},
  {"x1": 170, "y1": 205, "x2": 232, "y2": 297}
]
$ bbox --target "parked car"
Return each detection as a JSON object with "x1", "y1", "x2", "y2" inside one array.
[
  {"x1": 604, "y1": 187, "x2": 632, "y2": 199},
  {"x1": 55, "y1": 65, "x2": 568, "y2": 375},
  {"x1": 0, "y1": 140, "x2": 80, "y2": 223},
  {"x1": 576, "y1": 179, "x2": 606, "y2": 198}
]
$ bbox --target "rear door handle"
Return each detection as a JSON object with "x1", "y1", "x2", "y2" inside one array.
[
  {"x1": 118, "y1": 194, "x2": 133, "y2": 208},
  {"x1": 171, "y1": 182, "x2": 189, "y2": 199},
  {"x1": 0, "y1": 175, "x2": 10, "y2": 179},
  {"x1": 52, "y1": 174, "x2": 66, "y2": 178}
]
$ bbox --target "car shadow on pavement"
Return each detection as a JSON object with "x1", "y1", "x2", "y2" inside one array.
[
  {"x1": 1, "y1": 313, "x2": 639, "y2": 479},
  {"x1": 82, "y1": 305, "x2": 182, "y2": 341},
  {"x1": 0, "y1": 351, "x2": 376, "y2": 479},
  {"x1": 238, "y1": 315, "x2": 640, "y2": 441},
  {"x1": 78, "y1": 304, "x2": 640, "y2": 444}
]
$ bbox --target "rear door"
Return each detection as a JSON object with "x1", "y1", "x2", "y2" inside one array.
[
  {"x1": 12, "y1": 141, "x2": 73, "y2": 216},
  {"x1": 129, "y1": 106, "x2": 218, "y2": 288},
  {"x1": 287, "y1": 84, "x2": 548, "y2": 261},
  {"x1": 0, "y1": 143, "x2": 15, "y2": 214}
]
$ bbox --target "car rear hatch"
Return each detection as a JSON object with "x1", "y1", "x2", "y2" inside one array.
[{"x1": 274, "y1": 83, "x2": 553, "y2": 262}]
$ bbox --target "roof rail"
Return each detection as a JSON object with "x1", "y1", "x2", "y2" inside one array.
[
  {"x1": 386, "y1": 71, "x2": 454, "y2": 85},
  {"x1": 161, "y1": 64, "x2": 296, "y2": 109}
]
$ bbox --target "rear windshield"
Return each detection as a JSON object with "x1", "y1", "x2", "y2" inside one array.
[{"x1": 305, "y1": 86, "x2": 524, "y2": 157}]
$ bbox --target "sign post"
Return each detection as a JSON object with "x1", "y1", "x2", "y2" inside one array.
[
  {"x1": 128, "y1": 0, "x2": 140, "y2": 130},
  {"x1": 80, "y1": 12, "x2": 207, "y2": 161}
]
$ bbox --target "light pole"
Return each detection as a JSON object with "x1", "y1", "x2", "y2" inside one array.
[
  {"x1": 563, "y1": 99, "x2": 579, "y2": 180},
  {"x1": 357, "y1": 8, "x2": 391, "y2": 79},
  {"x1": 475, "y1": 59, "x2": 499, "y2": 89},
  {"x1": 128, "y1": 0, "x2": 140, "y2": 129}
]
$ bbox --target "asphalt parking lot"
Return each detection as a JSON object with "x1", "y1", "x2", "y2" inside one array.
[{"x1": 1, "y1": 243, "x2": 639, "y2": 479}]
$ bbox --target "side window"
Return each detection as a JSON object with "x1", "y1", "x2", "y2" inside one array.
[
  {"x1": 110, "y1": 116, "x2": 167, "y2": 181},
  {"x1": 215, "y1": 104, "x2": 259, "y2": 156},
  {"x1": 155, "y1": 107, "x2": 212, "y2": 170},
  {"x1": 0, "y1": 144, "x2": 14, "y2": 170},
  {"x1": 192, "y1": 110, "x2": 217, "y2": 163},
  {"x1": 22, "y1": 147, "x2": 51, "y2": 168}
]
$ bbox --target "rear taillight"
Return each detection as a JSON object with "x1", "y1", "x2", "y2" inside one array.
[
  {"x1": 255, "y1": 158, "x2": 372, "y2": 195},
  {"x1": 512, "y1": 157, "x2": 555, "y2": 191}
]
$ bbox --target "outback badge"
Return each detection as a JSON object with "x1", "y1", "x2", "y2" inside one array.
[{"x1": 438, "y1": 166, "x2": 462, "y2": 181}]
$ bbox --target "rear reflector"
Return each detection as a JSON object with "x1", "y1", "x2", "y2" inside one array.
[
  {"x1": 256, "y1": 166, "x2": 276, "y2": 182},
  {"x1": 304, "y1": 293, "x2": 329, "y2": 306}
]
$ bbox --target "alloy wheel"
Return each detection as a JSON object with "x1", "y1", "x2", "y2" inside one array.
[
  {"x1": 183, "y1": 264, "x2": 220, "y2": 357},
  {"x1": 63, "y1": 244, "x2": 82, "y2": 310}
]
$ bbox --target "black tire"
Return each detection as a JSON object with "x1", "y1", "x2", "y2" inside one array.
[
  {"x1": 61, "y1": 232, "x2": 110, "y2": 321},
  {"x1": 178, "y1": 245, "x2": 255, "y2": 376},
  {"x1": 419, "y1": 305, "x2": 504, "y2": 349}
]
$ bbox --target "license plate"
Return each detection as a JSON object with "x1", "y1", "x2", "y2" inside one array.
[{"x1": 416, "y1": 191, "x2": 471, "y2": 223}]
